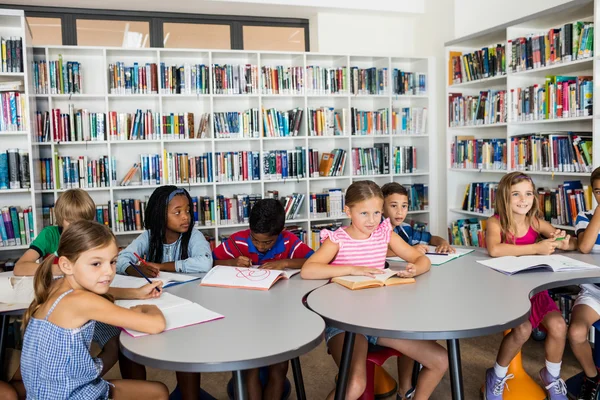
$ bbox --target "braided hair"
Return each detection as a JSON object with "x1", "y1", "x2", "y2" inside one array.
[{"x1": 144, "y1": 186, "x2": 194, "y2": 263}]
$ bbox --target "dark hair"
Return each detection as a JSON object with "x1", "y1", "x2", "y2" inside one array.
[
  {"x1": 144, "y1": 186, "x2": 193, "y2": 263},
  {"x1": 23, "y1": 220, "x2": 116, "y2": 333},
  {"x1": 381, "y1": 182, "x2": 408, "y2": 198},
  {"x1": 591, "y1": 167, "x2": 600, "y2": 187},
  {"x1": 345, "y1": 180, "x2": 383, "y2": 207},
  {"x1": 249, "y1": 199, "x2": 285, "y2": 236}
]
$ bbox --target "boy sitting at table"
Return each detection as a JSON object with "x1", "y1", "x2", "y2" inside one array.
[{"x1": 212, "y1": 198, "x2": 314, "y2": 399}]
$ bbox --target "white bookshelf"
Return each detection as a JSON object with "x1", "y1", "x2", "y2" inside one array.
[
  {"x1": 18, "y1": 44, "x2": 436, "y2": 249},
  {"x1": 445, "y1": 0, "x2": 597, "y2": 236}
]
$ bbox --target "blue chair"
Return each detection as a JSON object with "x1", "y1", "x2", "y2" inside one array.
[
  {"x1": 226, "y1": 367, "x2": 291, "y2": 400},
  {"x1": 566, "y1": 320, "x2": 600, "y2": 398},
  {"x1": 168, "y1": 386, "x2": 216, "y2": 400}
]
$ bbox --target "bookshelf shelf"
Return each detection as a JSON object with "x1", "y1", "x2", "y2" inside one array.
[
  {"x1": 307, "y1": 136, "x2": 349, "y2": 140},
  {"x1": 447, "y1": 123, "x2": 508, "y2": 130},
  {"x1": 448, "y1": 208, "x2": 493, "y2": 218},
  {"x1": 0, "y1": 72, "x2": 24, "y2": 77},
  {"x1": 509, "y1": 57, "x2": 593, "y2": 77},
  {"x1": 114, "y1": 230, "x2": 145, "y2": 236},
  {"x1": 52, "y1": 141, "x2": 108, "y2": 146},
  {"x1": 448, "y1": 168, "x2": 507, "y2": 174},
  {"x1": 392, "y1": 134, "x2": 430, "y2": 138},
  {"x1": 555, "y1": 224, "x2": 576, "y2": 231},
  {"x1": 309, "y1": 216, "x2": 349, "y2": 222},
  {"x1": 407, "y1": 210, "x2": 430, "y2": 215},
  {"x1": 509, "y1": 116, "x2": 594, "y2": 125},
  {"x1": 392, "y1": 172, "x2": 430, "y2": 177},
  {"x1": 0, "y1": 131, "x2": 28, "y2": 135},
  {"x1": 0, "y1": 189, "x2": 30, "y2": 194},
  {"x1": 0, "y1": 245, "x2": 29, "y2": 252},
  {"x1": 523, "y1": 171, "x2": 591, "y2": 177},
  {"x1": 57, "y1": 187, "x2": 109, "y2": 192},
  {"x1": 448, "y1": 74, "x2": 507, "y2": 90}
]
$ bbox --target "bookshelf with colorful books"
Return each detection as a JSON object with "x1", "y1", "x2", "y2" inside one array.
[
  {"x1": 23, "y1": 44, "x2": 436, "y2": 248},
  {"x1": 446, "y1": 0, "x2": 598, "y2": 245}
]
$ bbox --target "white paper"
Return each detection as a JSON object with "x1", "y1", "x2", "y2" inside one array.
[
  {"x1": 115, "y1": 292, "x2": 190, "y2": 311},
  {"x1": 0, "y1": 275, "x2": 34, "y2": 311},
  {"x1": 387, "y1": 246, "x2": 474, "y2": 266},
  {"x1": 201, "y1": 265, "x2": 290, "y2": 290},
  {"x1": 110, "y1": 273, "x2": 198, "y2": 289},
  {"x1": 477, "y1": 255, "x2": 599, "y2": 275}
]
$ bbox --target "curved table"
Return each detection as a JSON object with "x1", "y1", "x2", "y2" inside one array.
[
  {"x1": 120, "y1": 276, "x2": 327, "y2": 400},
  {"x1": 306, "y1": 249, "x2": 600, "y2": 400}
]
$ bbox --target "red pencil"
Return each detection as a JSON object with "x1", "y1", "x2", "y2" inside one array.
[{"x1": 133, "y1": 252, "x2": 147, "y2": 265}]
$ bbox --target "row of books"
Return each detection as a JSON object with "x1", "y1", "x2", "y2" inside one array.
[
  {"x1": 260, "y1": 66, "x2": 303, "y2": 95},
  {"x1": 350, "y1": 107, "x2": 390, "y2": 135},
  {"x1": 272, "y1": 192, "x2": 305, "y2": 220},
  {"x1": 309, "y1": 222, "x2": 344, "y2": 250},
  {"x1": 32, "y1": 56, "x2": 82, "y2": 94},
  {"x1": 510, "y1": 132, "x2": 593, "y2": 173},
  {"x1": 510, "y1": 76, "x2": 593, "y2": 121},
  {"x1": 0, "y1": 149, "x2": 29, "y2": 190},
  {"x1": 449, "y1": 218, "x2": 486, "y2": 248},
  {"x1": 39, "y1": 155, "x2": 115, "y2": 190},
  {"x1": 451, "y1": 137, "x2": 508, "y2": 170},
  {"x1": 305, "y1": 66, "x2": 347, "y2": 95},
  {"x1": 159, "y1": 63, "x2": 210, "y2": 94},
  {"x1": 0, "y1": 91, "x2": 27, "y2": 132},
  {"x1": 215, "y1": 151, "x2": 261, "y2": 183},
  {"x1": 113, "y1": 199, "x2": 145, "y2": 232},
  {"x1": 213, "y1": 64, "x2": 259, "y2": 95},
  {"x1": 350, "y1": 67, "x2": 388, "y2": 95},
  {"x1": 262, "y1": 108, "x2": 303, "y2": 137},
  {"x1": 109, "y1": 62, "x2": 158, "y2": 94},
  {"x1": 42, "y1": 203, "x2": 113, "y2": 229},
  {"x1": 214, "y1": 109, "x2": 260, "y2": 138},
  {"x1": 215, "y1": 194, "x2": 262, "y2": 225},
  {"x1": 448, "y1": 90, "x2": 507, "y2": 127},
  {"x1": 392, "y1": 70, "x2": 427, "y2": 95},
  {"x1": 109, "y1": 110, "x2": 198, "y2": 141},
  {"x1": 45, "y1": 107, "x2": 105, "y2": 143},
  {"x1": 311, "y1": 148, "x2": 347, "y2": 177},
  {"x1": 263, "y1": 149, "x2": 306, "y2": 180},
  {"x1": 461, "y1": 182, "x2": 497, "y2": 215},
  {"x1": 393, "y1": 146, "x2": 418, "y2": 174},
  {"x1": 351, "y1": 145, "x2": 390, "y2": 176},
  {"x1": 1, "y1": 37, "x2": 22, "y2": 73},
  {"x1": 538, "y1": 180, "x2": 592, "y2": 227},
  {"x1": 308, "y1": 107, "x2": 345, "y2": 136},
  {"x1": 405, "y1": 183, "x2": 429, "y2": 211},
  {"x1": 163, "y1": 151, "x2": 214, "y2": 185},
  {"x1": 449, "y1": 44, "x2": 506, "y2": 85},
  {"x1": 0, "y1": 206, "x2": 33, "y2": 247},
  {"x1": 509, "y1": 22, "x2": 594, "y2": 73},
  {"x1": 309, "y1": 189, "x2": 345, "y2": 219},
  {"x1": 392, "y1": 107, "x2": 428, "y2": 135}
]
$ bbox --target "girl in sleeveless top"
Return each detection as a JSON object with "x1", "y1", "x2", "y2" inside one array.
[
  {"x1": 20, "y1": 220, "x2": 169, "y2": 400},
  {"x1": 301, "y1": 181, "x2": 448, "y2": 400},
  {"x1": 483, "y1": 172, "x2": 577, "y2": 400}
]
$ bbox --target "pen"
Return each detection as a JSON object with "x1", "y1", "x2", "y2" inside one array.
[
  {"x1": 229, "y1": 237, "x2": 252, "y2": 268},
  {"x1": 133, "y1": 252, "x2": 147, "y2": 265},
  {"x1": 426, "y1": 252, "x2": 449, "y2": 256},
  {"x1": 128, "y1": 262, "x2": 161, "y2": 293},
  {"x1": 554, "y1": 237, "x2": 565, "y2": 241}
]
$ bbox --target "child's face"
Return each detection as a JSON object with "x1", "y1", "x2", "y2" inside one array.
[
  {"x1": 510, "y1": 180, "x2": 535, "y2": 216},
  {"x1": 250, "y1": 232, "x2": 278, "y2": 254},
  {"x1": 345, "y1": 196, "x2": 384, "y2": 237},
  {"x1": 593, "y1": 180, "x2": 600, "y2": 206},
  {"x1": 383, "y1": 193, "x2": 409, "y2": 227},
  {"x1": 166, "y1": 195, "x2": 192, "y2": 234},
  {"x1": 60, "y1": 241, "x2": 118, "y2": 295}
]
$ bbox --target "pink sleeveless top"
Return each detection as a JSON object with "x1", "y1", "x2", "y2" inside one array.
[
  {"x1": 493, "y1": 215, "x2": 539, "y2": 245},
  {"x1": 320, "y1": 218, "x2": 392, "y2": 269}
]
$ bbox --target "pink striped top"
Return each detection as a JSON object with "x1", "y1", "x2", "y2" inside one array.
[{"x1": 320, "y1": 218, "x2": 392, "y2": 269}]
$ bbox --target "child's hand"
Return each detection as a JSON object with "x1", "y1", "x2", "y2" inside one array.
[
  {"x1": 235, "y1": 256, "x2": 252, "y2": 267},
  {"x1": 350, "y1": 266, "x2": 385, "y2": 278},
  {"x1": 435, "y1": 241, "x2": 456, "y2": 254},
  {"x1": 397, "y1": 263, "x2": 416, "y2": 278},
  {"x1": 135, "y1": 281, "x2": 163, "y2": 299},
  {"x1": 556, "y1": 234, "x2": 571, "y2": 250},
  {"x1": 260, "y1": 260, "x2": 287, "y2": 270},
  {"x1": 413, "y1": 244, "x2": 429, "y2": 254},
  {"x1": 131, "y1": 262, "x2": 160, "y2": 278},
  {"x1": 535, "y1": 239, "x2": 560, "y2": 255},
  {"x1": 551, "y1": 229, "x2": 567, "y2": 240},
  {"x1": 130, "y1": 304, "x2": 161, "y2": 314}
]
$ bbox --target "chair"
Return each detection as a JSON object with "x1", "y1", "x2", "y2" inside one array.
[{"x1": 360, "y1": 345, "x2": 402, "y2": 400}]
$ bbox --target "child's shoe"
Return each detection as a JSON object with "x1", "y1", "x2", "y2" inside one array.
[
  {"x1": 396, "y1": 387, "x2": 415, "y2": 399},
  {"x1": 483, "y1": 368, "x2": 513, "y2": 400},
  {"x1": 539, "y1": 367, "x2": 568, "y2": 400},
  {"x1": 578, "y1": 375, "x2": 600, "y2": 400}
]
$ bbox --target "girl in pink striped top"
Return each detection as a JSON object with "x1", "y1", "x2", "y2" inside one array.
[{"x1": 301, "y1": 180, "x2": 448, "y2": 400}]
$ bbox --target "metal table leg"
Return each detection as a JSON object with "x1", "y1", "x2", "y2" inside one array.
[
  {"x1": 447, "y1": 339, "x2": 465, "y2": 400},
  {"x1": 233, "y1": 370, "x2": 247, "y2": 400},
  {"x1": 291, "y1": 357, "x2": 306, "y2": 400},
  {"x1": 334, "y1": 332, "x2": 355, "y2": 400}
]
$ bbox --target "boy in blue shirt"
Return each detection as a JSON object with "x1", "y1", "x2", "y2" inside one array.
[{"x1": 568, "y1": 166, "x2": 600, "y2": 399}]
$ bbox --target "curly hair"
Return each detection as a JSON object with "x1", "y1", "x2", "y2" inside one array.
[{"x1": 249, "y1": 199, "x2": 285, "y2": 236}]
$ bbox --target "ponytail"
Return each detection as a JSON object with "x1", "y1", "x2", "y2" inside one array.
[{"x1": 22, "y1": 255, "x2": 56, "y2": 334}]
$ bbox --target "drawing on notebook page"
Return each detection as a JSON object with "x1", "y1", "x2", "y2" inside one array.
[{"x1": 235, "y1": 267, "x2": 271, "y2": 281}]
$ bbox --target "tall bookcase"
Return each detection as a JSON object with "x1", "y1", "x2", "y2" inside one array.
[
  {"x1": 445, "y1": 0, "x2": 597, "y2": 239},
  {"x1": 0, "y1": 40, "x2": 437, "y2": 251}
]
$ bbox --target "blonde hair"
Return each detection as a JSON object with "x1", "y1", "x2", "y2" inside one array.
[
  {"x1": 54, "y1": 189, "x2": 96, "y2": 227},
  {"x1": 345, "y1": 180, "x2": 383, "y2": 208},
  {"x1": 22, "y1": 220, "x2": 116, "y2": 333},
  {"x1": 494, "y1": 172, "x2": 541, "y2": 244}
]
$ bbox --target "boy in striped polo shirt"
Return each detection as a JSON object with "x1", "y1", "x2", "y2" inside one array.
[{"x1": 569, "y1": 166, "x2": 600, "y2": 400}]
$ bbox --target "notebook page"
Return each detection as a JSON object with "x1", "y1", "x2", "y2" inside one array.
[
  {"x1": 116, "y1": 293, "x2": 191, "y2": 311},
  {"x1": 155, "y1": 271, "x2": 199, "y2": 284},
  {"x1": 387, "y1": 247, "x2": 474, "y2": 266},
  {"x1": 123, "y1": 302, "x2": 224, "y2": 338},
  {"x1": 201, "y1": 266, "x2": 284, "y2": 289}
]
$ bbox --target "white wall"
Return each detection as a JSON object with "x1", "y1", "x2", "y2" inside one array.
[{"x1": 454, "y1": 0, "x2": 573, "y2": 38}]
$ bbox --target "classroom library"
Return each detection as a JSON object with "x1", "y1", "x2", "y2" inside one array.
[{"x1": 3, "y1": 0, "x2": 600, "y2": 399}]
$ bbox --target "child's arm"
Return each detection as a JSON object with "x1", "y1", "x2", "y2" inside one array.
[
  {"x1": 147, "y1": 230, "x2": 213, "y2": 273},
  {"x1": 577, "y1": 209, "x2": 600, "y2": 253},
  {"x1": 388, "y1": 233, "x2": 431, "y2": 277},
  {"x1": 300, "y1": 239, "x2": 385, "y2": 280},
  {"x1": 116, "y1": 231, "x2": 159, "y2": 277},
  {"x1": 262, "y1": 258, "x2": 307, "y2": 270},
  {"x1": 71, "y1": 291, "x2": 166, "y2": 335},
  {"x1": 109, "y1": 281, "x2": 163, "y2": 300},
  {"x1": 14, "y1": 249, "x2": 61, "y2": 276},
  {"x1": 486, "y1": 217, "x2": 557, "y2": 256},
  {"x1": 429, "y1": 235, "x2": 456, "y2": 253},
  {"x1": 536, "y1": 218, "x2": 578, "y2": 251},
  {"x1": 262, "y1": 238, "x2": 314, "y2": 270}
]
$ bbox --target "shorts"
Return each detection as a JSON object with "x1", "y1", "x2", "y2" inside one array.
[
  {"x1": 324, "y1": 326, "x2": 378, "y2": 346},
  {"x1": 574, "y1": 287, "x2": 600, "y2": 316},
  {"x1": 529, "y1": 290, "x2": 560, "y2": 329}
]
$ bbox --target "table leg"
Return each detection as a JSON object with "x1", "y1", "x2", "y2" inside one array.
[
  {"x1": 447, "y1": 339, "x2": 464, "y2": 400},
  {"x1": 233, "y1": 370, "x2": 247, "y2": 400},
  {"x1": 291, "y1": 357, "x2": 306, "y2": 400},
  {"x1": 334, "y1": 331, "x2": 355, "y2": 400},
  {"x1": 0, "y1": 315, "x2": 8, "y2": 382}
]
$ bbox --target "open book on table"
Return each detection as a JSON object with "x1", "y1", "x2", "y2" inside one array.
[
  {"x1": 477, "y1": 255, "x2": 600, "y2": 276},
  {"x1": 386, "y1": 246, "x2": 474, "y2": 266},
  {"x1": 332, "y1": 269, "x2": 415, "y2": 290},
  {"x1": 200, "y1": 265, "x2": 300, "y2": 290},
  {"x1": 116, "y1": 292, "x2": 223, "y2": 337},
  {"x1": 111, "y1": 271, "x2": 199, "y2": 289}
]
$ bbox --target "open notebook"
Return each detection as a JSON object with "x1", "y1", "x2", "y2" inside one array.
[
  {"x1": 0, "y1": 272, "x2": 34, "y2": 312},
  {"x1": 477, "y1": 255, "x2": 600, "y2": 275},
  {"x1": 332, "y1": 269, "x2": 415, "y2": 290},
  {"x1": 111, "y1": 272, "x2": 199, "y2": 289},
  {"x1": 200, "y1": 265, "x2": 300, "y2": 290},
  {"x1": 387, "y1": 246, "x2": 474, "y2": 266},
  {"x1": 116, "y1": 292, "x2": 223, "y2": 337}
]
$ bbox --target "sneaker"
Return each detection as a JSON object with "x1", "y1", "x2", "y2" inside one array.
[
  {"x1": 396, "y1": 387, "x2": 415, "y2": 399},
  {"x1": 539, "y1": 367, "x2": 568, "y2": 400},
  {"x1": 483, "y1": 368, "x2": 513, "y2": 400},
  {"x1": 578, "y1": 376, "x2": 600, "y2": 400}
]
